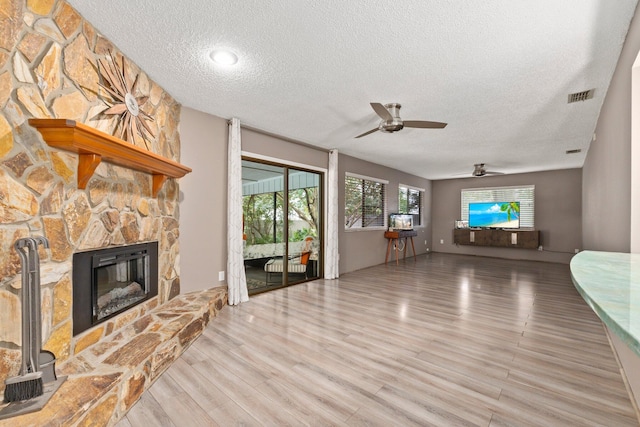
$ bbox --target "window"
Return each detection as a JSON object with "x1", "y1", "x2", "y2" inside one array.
[
  {"x1": 345, "y1": 173, "x2": 387, "y2": 229},
  {"x1": 461, "y1": 185, "x2": 535, "y2": 228},
  {"x1": 398, "y1": 185, "x2": 423, "y2": 226}
]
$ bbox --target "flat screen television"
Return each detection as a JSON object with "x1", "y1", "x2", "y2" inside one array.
[
  {"x1": 389, "y1": 213, "x2": 414, "y2": 230},
  {"x1": 468, "y1": 202, "x2": 520, "y2": 229}
]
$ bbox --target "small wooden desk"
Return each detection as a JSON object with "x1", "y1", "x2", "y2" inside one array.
[{"x1": 384, "y1": 230, "x2": 418, "y2": 264}]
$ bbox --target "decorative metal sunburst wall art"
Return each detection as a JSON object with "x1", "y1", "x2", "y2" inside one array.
[{"x1": 97, "y1": 51, "x2": 155, "y2": 150}]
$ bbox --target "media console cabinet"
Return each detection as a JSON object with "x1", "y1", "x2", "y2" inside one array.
[{"x1": 453, "y1": 228, "x2": 540, "y2": 249}]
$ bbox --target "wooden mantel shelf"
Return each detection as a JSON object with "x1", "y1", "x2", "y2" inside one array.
[{"x1": 29, "y1": 119, "x2": 192, "y2": 197}]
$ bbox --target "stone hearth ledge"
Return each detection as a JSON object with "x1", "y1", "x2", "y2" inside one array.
[{"x1": 0, "y1": 286, "x2": 227, "y2": 427}]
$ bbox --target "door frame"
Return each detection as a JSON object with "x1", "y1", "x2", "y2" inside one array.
[{"x1": 242, "y1": 154, "x2": 326, "y2": 290}]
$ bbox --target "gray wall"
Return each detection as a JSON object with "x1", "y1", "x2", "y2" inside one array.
[
  {"x1": 432, "y1": 169, "x2": 582, "y2": 264},
  {"x1": 582, "y1": 7, "x2": 640, "y2": 412},
  {"x1": 583, "y1": 7, "x2": 640, "y2": 252},
  {"x1": 179, "y1": 107, "x2": 229, "y2": 293},
  {"x1": 241, "y1": 129, "x2": 328, "y2": 170},
  {"x1": 339, "y1": 154, "x2": 432, "y2": 274}
]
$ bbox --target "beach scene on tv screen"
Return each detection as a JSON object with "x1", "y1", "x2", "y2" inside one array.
[{"x1": 469, "y1": 202, "x2": 520, "y2": 228}]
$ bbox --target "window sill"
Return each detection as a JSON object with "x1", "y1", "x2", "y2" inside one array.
[{"x1": 344, "y1": 227, "x2": 387, "y2": 232}]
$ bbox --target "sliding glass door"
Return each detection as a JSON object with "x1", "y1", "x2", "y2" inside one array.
[{"x1": 242, "y1": 159, "x2": 322, "y2": 294}]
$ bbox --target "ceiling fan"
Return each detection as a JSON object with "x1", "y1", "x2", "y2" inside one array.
[
  {"x1": 355, "y1": 103, "x2": 447, "y2": 138},
  {"x1": 471, "y1": 163, "x2": 504, "y2": 177}
]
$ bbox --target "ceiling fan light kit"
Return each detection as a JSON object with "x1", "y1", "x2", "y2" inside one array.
[
  {"x1": 355, "y1": 102, "x2": 447, "y2": 138},
  {"x1": 375, "y1": 103, "x2": 403, "y2": 133},
  {"x1": 472, "y1": 163, "x2": 503, "y2": 177}
]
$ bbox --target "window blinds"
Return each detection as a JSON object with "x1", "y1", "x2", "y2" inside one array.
[{"x1": 345, "y1": 174, "x2": 387, "y2": 229}]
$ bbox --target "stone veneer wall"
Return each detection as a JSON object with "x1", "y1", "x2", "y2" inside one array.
[{"x1": 0, "y1": 0, "x2": 183, "y2": 396}]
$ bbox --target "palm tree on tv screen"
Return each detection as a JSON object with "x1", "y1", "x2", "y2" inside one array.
[{"x1": 500, "y1": 202, "x2": 520, "y2": 222}]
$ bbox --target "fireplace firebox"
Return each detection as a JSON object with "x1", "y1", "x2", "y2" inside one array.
[{"x1": 72, "y1": 242, "x2": 158, "y2": 336}]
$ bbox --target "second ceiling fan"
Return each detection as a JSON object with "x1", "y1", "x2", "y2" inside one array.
[
  {"x1": 471, "y1": 163, "x2": 504, "y2": 177},
  {"x1": 355, "y1": 103, "x2": 447, "y2": 138}
]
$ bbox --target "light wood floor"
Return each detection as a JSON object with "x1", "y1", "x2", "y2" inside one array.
[{"x1": 117, "y1": 253, "x2": 639, "y2": 426}]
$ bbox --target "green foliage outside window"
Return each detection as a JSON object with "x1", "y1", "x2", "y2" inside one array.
[
  {"x1": 398, "y1": 185, "x2": 421, "y2": 226},
  {"x1": 345, "y1": 175, "x2": 385, "y2": 229},
  {"x1": 243, "y1": 188, "x2": 319, "y2": 245}
]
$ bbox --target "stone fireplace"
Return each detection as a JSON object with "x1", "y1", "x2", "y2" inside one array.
[
  {"x1": 0, "y1": 0, "x2": 232, "y2": 427},
  {"x1": 72, "y1": 242, "x2": 159, "y2": 335},
  {"x1": 0, "y1": 0, "x2": 183, "y2": 402},
  {"x1": 0, "y1": 1, "x2": 232, "y2": 424}
]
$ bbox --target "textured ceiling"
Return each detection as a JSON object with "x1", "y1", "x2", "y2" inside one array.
[{"x1": 67, "y1": 0, "x2": 638, "y2": 180}]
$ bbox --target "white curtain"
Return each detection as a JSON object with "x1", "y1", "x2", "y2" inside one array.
[
  {"x1": 227, "y1": 118, "x2": 249, "y2": 305},
  {"x1": 325, "y1": 149, "x2": 340, "y2": 279}
]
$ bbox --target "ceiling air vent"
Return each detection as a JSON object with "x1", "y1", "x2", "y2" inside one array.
[
  {"x1": 568, "y1": 89, "x2": 594, "y2": 103},
  {"x1": 566, "y1": 149, "x2": 582, "y2": 154}
]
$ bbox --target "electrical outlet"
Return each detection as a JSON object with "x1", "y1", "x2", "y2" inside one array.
[
  {"x1": 575, "y1": 248, "x2": 580, "y2": 253},
  {"x1": 538, "y1": 245, "x2": 543, "y2": 251},
  {"x1": 218, "y1": 271, "x2": 225, "y2": 282},
  {"x1": 440, "y1": 239, "x2": 444, "y2": 244},
  {"x1": 424, "y1": 240, "x2": 427, "y2": 245}
]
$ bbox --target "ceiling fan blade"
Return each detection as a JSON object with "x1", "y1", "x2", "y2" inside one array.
[
  {"x1": 370, "y1": 103, "x2": 393, "y2": 121},
  {"x1": 403, "y1": 120, "x2": 448, "y2": 129},
  {"x1": 355, "y1": 127, "x2": 380, "y2": 138}
]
